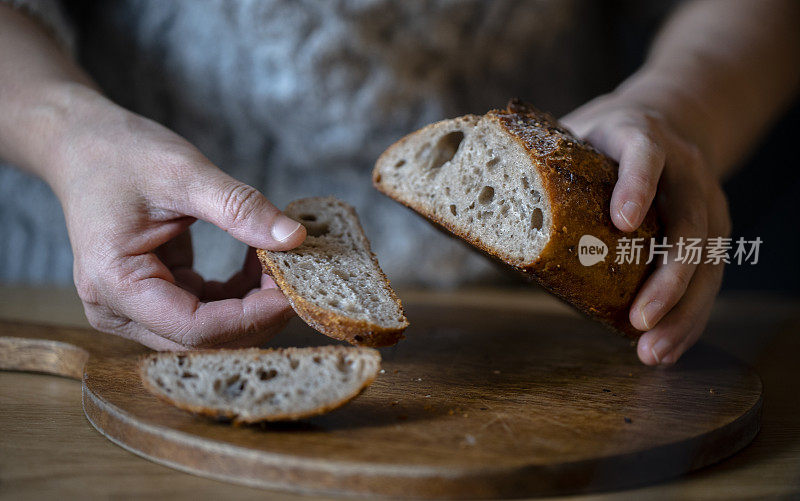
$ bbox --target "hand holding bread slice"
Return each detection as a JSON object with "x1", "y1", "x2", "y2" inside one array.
[
  {"x1": 258, "y1": 197, "x2": 409, "y2": 347},
  {"x1": 373, "y1": 99, "x2": 659, "y2": 336}
]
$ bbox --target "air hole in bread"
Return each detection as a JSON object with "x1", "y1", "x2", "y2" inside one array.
[
  {"x1": 289, "y1": 358, "x2": 299, "y2": 370},
  {"x1": 449, "y1": 204, "x2": 457, "y2": 216},
  {"x1": 337, "y1": 353, "x2": 352, "y2": 372},
  {"x1": 531, "y1": 208, "x2": 544, "y2": 230},
  {"x1": 306, "y1": 221, "x2": 330, "y2": 237},
  {"x1": 426, "y1": 131, "x2": 464, "y2": 170},
  {"x1": 521, "y1": 177, "x2": 529, "y2": 189},
  {"x1": 299, "y1": 214, "x2": 317, "y2": 222},
  {"x1": 224, "y1": 377, "x2": 247, "y2": 399},
  {"x1": 332, "y1": 269, "x2": 350, "y2": 281},
  {"x1": 394, "y1": 159, "x2": 406, "y2": 169},
  {"x1": 478, "y1": 186, "x2": 495, "y2": 205},
  {"x1": 180, "y1": 371, "x2": 197, "y2": 379},
  {"x1": 486, "y1": 157, "x2": 499, "y2": 168},
  {"x1": 257, "y1": 368, "x2": 277, "y2": 381}
]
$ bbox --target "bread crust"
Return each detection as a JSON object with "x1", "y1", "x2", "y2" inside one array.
[
  {"x1": 139, "y1": 346, "x2": 381, "y2": 424},
  {"x1": 257, "y1": 198, "x2": 409, "y2": 348},
  {"x1": 373, "y1": 100, "x2": 659, "y2": 337}
]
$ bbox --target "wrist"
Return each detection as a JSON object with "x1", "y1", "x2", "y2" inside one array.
[{"x1": 0, "y1": 80, "x2": 110, "y2": 188}]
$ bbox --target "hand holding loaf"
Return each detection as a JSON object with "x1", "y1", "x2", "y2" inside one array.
[{"x1": 374, "y1": 99, "x2": 658, "y2": 337}]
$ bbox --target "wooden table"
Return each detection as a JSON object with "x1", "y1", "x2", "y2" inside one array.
[{"x1": 1, "y1": 285, "x2": 798, "y2": 500}]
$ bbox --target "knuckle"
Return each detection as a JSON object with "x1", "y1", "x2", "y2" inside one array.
[
  {"x1": 218, "y1": 182, "x2": 262, "y2": 228},
  {"x1": 674, "y1": 207, "x2": 707, "y2": 236},
  {"x1": 170, "y1": 318, "x2": 209, "y2": 348},
  {"x1": 627, "y1": 130, "x2": 659, "y2": 152},
  {"x1": 625, "y1": 170, "x2": 657, "y2": 195}
]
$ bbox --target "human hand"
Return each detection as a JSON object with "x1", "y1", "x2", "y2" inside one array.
[
  {"x1": 562, "y1": 92, "x2": 731, "y2": 366},
  {"x1": 47, "y1": 88, "x2": 306, "y2": 350}
]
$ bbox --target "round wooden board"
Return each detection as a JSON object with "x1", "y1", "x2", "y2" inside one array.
[{"x1": 0, "y1": 298, "x2": 762, "y2": 499}]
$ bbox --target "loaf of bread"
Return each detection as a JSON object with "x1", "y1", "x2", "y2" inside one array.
[
  {"x1": 373, "y1": 99, "x2": 658, "y2": 336},
  {"x1": 140, "y1": 346, "x2": 381, "y2": 424},
  {"x1": 258, "y1": 197, "x2": 409, "y2": 347}
]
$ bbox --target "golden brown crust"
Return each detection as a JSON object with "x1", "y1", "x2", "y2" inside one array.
[
  {"x1": 373, "y1": 100, "x2": 659, "y2": 337},
  {"x1": 493, "y1": 100, "x2": 658, "y2": 336},
  {"x1": 257, "y1": 198, "x2": 409, "y2": 348},
  {"x1": 139, "y1": 347, "x2": 380, "y2": 424}
]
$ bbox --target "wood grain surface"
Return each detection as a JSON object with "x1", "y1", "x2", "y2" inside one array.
[{"x1": 0, "y1": 290, "x2": 764, "y2": 499}]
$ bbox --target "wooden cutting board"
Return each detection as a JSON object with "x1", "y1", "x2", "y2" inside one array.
[{"x1": 0, "y1": 297, "x2": 762, "y2": 499}]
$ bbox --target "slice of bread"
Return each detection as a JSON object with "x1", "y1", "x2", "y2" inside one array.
[
  {"x1": 373, "y1": 99, "x2": 659, "y2": 336},
  {"x1": 140, "y1": 346, "x2": 381, "y2": 424},
  {"x1": 257, "y1": 197, "x2": 409, "y2": 347}
]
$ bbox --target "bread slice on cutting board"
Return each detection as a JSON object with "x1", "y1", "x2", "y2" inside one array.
[
  {"x1": 373, "y1": 99, "x2": 659, "y2": 336},
  {"x1": 257, "y1": 197, "x2": 409, "y2": 347},
  {"x1": 140, "y1": 346, "x2": 381, "y2": 424}
]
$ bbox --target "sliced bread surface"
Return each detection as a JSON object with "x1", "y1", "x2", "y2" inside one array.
[
  {"x1": 258, "y1": 197, "x2": 408, "y2": 347},
  {"x1": 373, "y1": 100, "x2": 659, "y2": 336},
  {"x1": 140, "y1": 346, "x2": 381, "y2": 424}
]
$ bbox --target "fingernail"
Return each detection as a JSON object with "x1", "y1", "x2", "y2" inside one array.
[
  {"x1": 271, "y1": 215, "x2": 302, "y2": 242},
  {"x1": 651, "y1": 337, "x2": 672, "y2": 365},
  {"x1": 619, "y1": 201, "x2": 641, "y2": 228},
  {"x1": 640, "y1": 300, "x2": 664, "y2": 330}
]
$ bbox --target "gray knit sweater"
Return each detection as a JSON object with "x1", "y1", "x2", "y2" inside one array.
[{"x1": 0, "y1": 0, "x2": 671, "y2": 286}]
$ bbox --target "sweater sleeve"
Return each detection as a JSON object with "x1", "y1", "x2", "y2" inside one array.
[{"x1": 1, "y1": 0, "x2": 75, "y2": 56}]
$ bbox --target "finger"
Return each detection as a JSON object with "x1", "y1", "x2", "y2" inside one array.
[
  {"x1": 180, "y1": 166, "x2": 306, "y2": 250},
  {"x1": 83, "y1": 303, "x2": 186, "y2": 351},
  {"x1": 210, "y1": 315, "x2": 291, "y2": 349},
  {"x1": 636, "y1": 186, "x2": 728, "y2": 366},
  {"x1": 261, "y1": 274, "x2": 278, "y2": 289},
  {"x1": 610, "y1": 130, "x2": 665, "y2": 231},
  {"x1": 201, "y1": 247, "x2": 262, "y2": 301},
  {"x1": 636, "y1": 260, "x2": 724, "y2": 366},
  {"x1": 114, "y1": 255, "x2": 294, "y2": 347},
  {"x1": 129, "y1": 326, "x2": 190, "y2": 351},
  {"x1": 564, "y1": 120, "x2": 665, "y2": 232},
  {"x1": 628, "y1": 161, "x2": 708, "y2": 332}
]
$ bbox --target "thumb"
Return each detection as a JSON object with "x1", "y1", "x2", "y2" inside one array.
[{"x1": 185, "y1": 168, "x2": 306, "y2": 250}]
